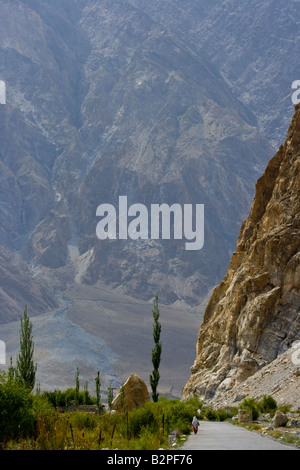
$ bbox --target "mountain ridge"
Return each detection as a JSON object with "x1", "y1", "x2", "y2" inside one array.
[{"x1": 0, "y1": 0, "x2": 274, "y2": 320}]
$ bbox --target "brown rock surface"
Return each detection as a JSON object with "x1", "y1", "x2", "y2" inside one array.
[
  {"x1": 112, "y1": 374, "x2": 150, "y2": 412},
  {"x1": 182, "y1": 104, "x2": 300, "y2": 403},
  {"x1": 272, "y1": 410, "x2": 288, "y2": 427},
  {"x1": 238, "y1": 409, "x2": 253, "y2": 423}
]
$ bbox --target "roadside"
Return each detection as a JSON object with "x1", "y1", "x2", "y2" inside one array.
[{"x1": 180, "y1": 421, "x2": 299, "y2": 450}]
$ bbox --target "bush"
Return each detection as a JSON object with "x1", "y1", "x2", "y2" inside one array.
[
  {"x1": 216, "y1": 409, "x2": 229, "y2": 422},
  {"x1": 240, "y1": 397, "x2": 259, "y2": 421},
  {"x1": 70, "y1": 411, "x2": 98, "y2": 431},
  {"x1": 43, "y1": 388, "x2": 96, "y2": 408},
  {"x1": 204, "y1": 407, "x2": 219, "y2": 421},
  {"x1": 129, "y1": 406, "x2": 158, "y2": 437},
  {"x1": 258, "y1": 395, "x2": 277, "y2": 415},
  {"x1": 159, "y1": 396, "x2": 203, "y2": 433},
  {"x1": 133, "y1": 426, "x2": 161, "y2": 450},
  {"x1": 0, "y1": 373, "x2": 35, "y2": 446}
]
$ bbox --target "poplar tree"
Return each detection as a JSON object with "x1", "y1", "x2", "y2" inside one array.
[
  {"x1": 75, "y1": 366, "x2": 80, "y2": 406},
  {"x1": 15, "y1": 306, "x2": 37, "y2": 391},
  {"x1": 107, "y1": 385, "x2": 113, "y2": 411},
  {"x1": 149, "y1": 295, "x2": 162, "y2": 402},
  {"x1": 95, "y1": 370, "x2": 101, "y2": 411},
  {"x1": 119, "y1": 384, "x2": 125, "y2": 409}
]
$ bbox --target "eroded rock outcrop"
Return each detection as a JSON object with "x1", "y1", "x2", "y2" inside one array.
[{"x1": 182, "y1": 104, "x2": 300, "y2": 402}]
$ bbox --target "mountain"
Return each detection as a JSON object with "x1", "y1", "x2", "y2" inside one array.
[
  {"x1": 0, "y1": 0, "x2": 88, "y2": 320},
  {"x1": 129, "y1": 0, "x2": 300, "y2": 149},
  {"x1": 0, "y1": 0, "x2": 274, "y2": 321},
  {"x1": 182, "y1": 104, "x2": 300, "y2": 405},
  {"x1": 0, "y1": 1, "x2": 298, "y2": 396}
]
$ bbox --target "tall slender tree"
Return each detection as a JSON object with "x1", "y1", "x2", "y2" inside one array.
[
  {"x1": 149, "y1": 295, "x2": 162, "y2": 402},
  {"x1": 107, "y1": 384, "x2": 113, "y2": 411},
  {"x1": 75, "y1": 366, "x2": 80, "y2": 406},
  {"x1": 119, "y1": 384, "x2": 125, "y2": 409},
  {"x1": 95, "y1": 370, "x2": 101, "y2": 412},
  {"x1": 15, "y1": 306, "x2": 37, "y2": 391}
]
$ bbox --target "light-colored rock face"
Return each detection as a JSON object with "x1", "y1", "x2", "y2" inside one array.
[
  {"x1": 111, "y1": 374, "x2": 150, "y2": 412},
  {"x1": 182, "y1": 104, "x2": 300, "y2": 403}
]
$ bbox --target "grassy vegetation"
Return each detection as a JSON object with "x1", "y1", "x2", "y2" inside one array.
[
  {"x1": 232, "y1": 396, "x2": 300, "y2": 448},
  {"x1": 0, "y1": 371, "x2": 241, "y2": 451},
  {"x1": 0, "y1": 371, "x2": 205, "y2": 450},
  {"x1": 1, "y1": 371, "x2": 299, "y2": 450}
]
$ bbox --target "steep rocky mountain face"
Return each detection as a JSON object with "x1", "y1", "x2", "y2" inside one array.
[
  {"x1": 69, "y1": 1, "x2": 272, "y2": 307},
  {"x1": 130, "y1": 0, "x2": 300, "y2": 149},
  {"x1": 182, "y1": 104, "x2": 300, "y2": 403},
  {"x1": 0, "y1": 0, "x2": 89, "y2": 320},
  {"x1": 192, "y1": 0, "x2": 300, "y2": 149},
  {"x1": 0, "y1": 0, "x2": 275, "y2": 322}
]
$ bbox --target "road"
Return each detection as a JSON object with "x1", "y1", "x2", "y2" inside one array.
[{"x1": 180, "y1": 421, "x2": 298, "y2": 450}]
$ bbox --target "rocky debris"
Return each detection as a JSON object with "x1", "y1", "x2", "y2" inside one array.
[
  {"x1": 272, "y1": 410, "x2": 288, "y2": 428},
  {"x1": 238, "y1": 409, "x2": 252, "y2": 423},
  {"x1": 263, "y1": 426, "x2": 275, "y2": 432},
  {"x1": 111, "y1": 374, "x2": 150, "y2": 412},
  {"x1": 182, "y1": 104, "x2": 300, "y2": 406},
  {"x1": 194, "y1": 345, "x2": 300, "y2": 412}
]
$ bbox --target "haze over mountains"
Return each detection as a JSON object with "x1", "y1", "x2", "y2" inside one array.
[{"x1": 0, "y1": 0, "x2": 299, "y2": 395}]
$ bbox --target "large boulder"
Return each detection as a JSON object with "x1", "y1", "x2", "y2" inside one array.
[
  {"x1": 238, "y1": 409, "x2": 253, "y2": 423},
  {"x1": 272, "y1": 410, "x2": 288, "y2": 427},
  {"x1": 112, "y1": 374, "x2": 150, "y2": 412}
]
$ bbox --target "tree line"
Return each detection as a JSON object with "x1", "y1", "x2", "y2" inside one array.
[{"x1": 6, "y1": 295, "x2": 162, "y2": 403}]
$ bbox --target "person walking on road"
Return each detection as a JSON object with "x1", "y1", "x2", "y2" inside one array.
[{"x1": 192, "y1": 416, "x2": 199, "y2": 434}]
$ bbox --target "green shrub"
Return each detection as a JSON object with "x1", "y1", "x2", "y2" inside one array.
[
  {"x1": 258, "y1": 395, "x2": 277, "y2": 415},
  {"x1": 204, "y1": 407, "x2": 219, "y2": 421},
  {"x1": 159, "y1": 396, "x2": 202, "y2": 432},
  {"x1": 70, "y1": 411, "x2": 98, "y2": 431},
  {"x1": 43, "y1": 388, "x2": 96, "y2": 407},
  {"x1": 133, "y1": 426, "x2": 161, "y2": 450},
  {"x1": 0, "y1": 373, "x2": 35, "y2": 446},
  {"x1": 240, "y1": 397, "x2": 259, "y2": 421},
  {"x1": 216, "y1": 409, "x2": 229, "y2": 421},
  {"x1": 129, "y1": 406, "x2": 158, "y2": 437},
  {"x1": 278, "y1": 403, "x2": 292, "y2": 414}
]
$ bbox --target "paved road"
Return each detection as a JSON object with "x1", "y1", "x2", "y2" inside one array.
[{"x1": 180, "y1": 421, "x2": 298, "y2": 450}]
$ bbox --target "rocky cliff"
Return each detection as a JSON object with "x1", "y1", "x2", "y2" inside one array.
[{"x1": 182, "y1": 104, "x2": 300, "y2": 403}]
